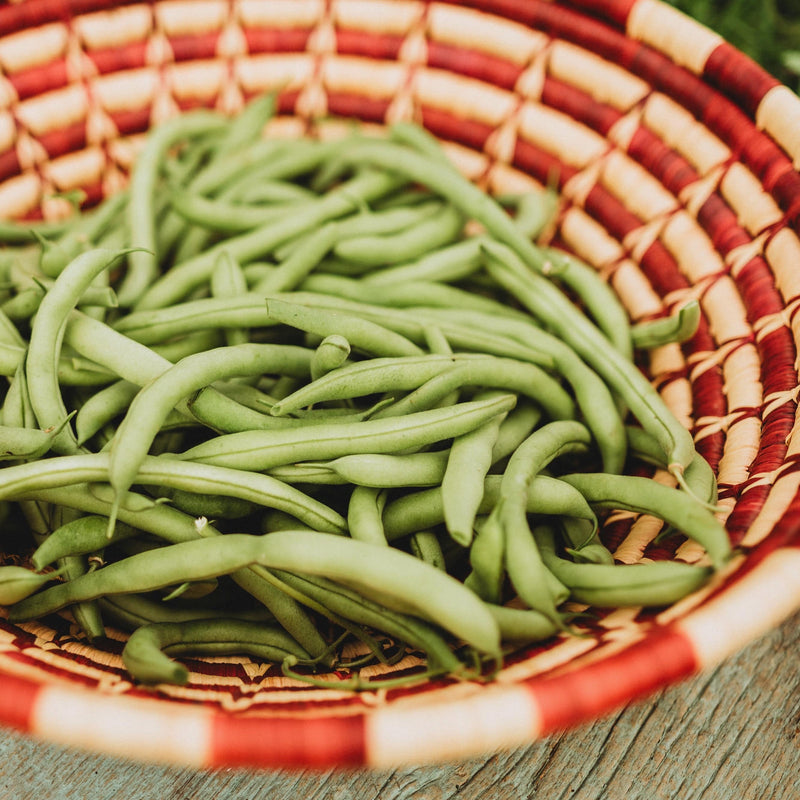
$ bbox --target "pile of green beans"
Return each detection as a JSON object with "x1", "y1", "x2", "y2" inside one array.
[{"x1": 0, "y1": 95, "x2": 732, "y2": 688}]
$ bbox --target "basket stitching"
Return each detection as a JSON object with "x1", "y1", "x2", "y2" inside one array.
[{"x1": 384, "y1": 0, "x2": 429, "y2": 125}]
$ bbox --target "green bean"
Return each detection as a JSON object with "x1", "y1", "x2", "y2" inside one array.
[
  {"x1": 264, "y1": 296, "x2": 423, "y2": 358},
  {"x1": 135, "y1": 169, "x2": 404, "y2": 310},
  {"x1": 31, "y1": 515, "x2": 136, "y2": 570},
  {"x1": 0, "y1": 564, "x2": 64, "y2": 604},
  {"x1": 333, "y1": 203, "x2": 464, "y2": 268},
  {"x1": 490, "y1": 401, "x2": 543, "y2": 464},
  {"x1": 270, "y1": 570, "x2": 465, "y2": 675},
  {"x1": 0, "y1": 215, "x2": 72, "y2": 244},
  {"x1": 309, "y1": 450, "x2": 450, "y2": 487},
  {"x1": 409, "y1": 529, "x2": 447, "y2": 571},
  {"x1": 49, "y1": 504, "x2": 106, "y2": 640},
  {"x1": 107, "y1": 343, "x2": 316, "y2": 526},
  {"x1": 15, "y1": 482, "x2": 333, "y2": 659},
  {"x1": 332, "y1": 135, "x2": 548, "y2": 274},
  {"x1": 0, "y1": 452, "x2": 345, "y2": 534},
  {"x1": 9, "y1": 530, "x2": 502, "y2": 655},
  {"x1": 0, "y1": 307, "x2": 24, "y2": 347},
  {"x1": 210, "y1": 251, "x2": 250, "y2": 347},
  {"x1": 463, "y1": 513, "x2": 505, "y2": 604},
  {"x1": 541, "y1": 247, "x2": 633, "y2": 360},
  {"x1": 1, "y1": 287, "x2": 44, "y2": 321},
  {"x1": 482, "y1": 240, "x2": 697, "y2": 482},
  {"x1": 630, "y1": 300, "x2": 701, "y2": 350},
  {"x1": 441, "y1": 391, "x2": 508, "y2": 546},
  {"x1": 122, "y1": 111, "x2": 227, "y2": 306},
  {"x1": 270, "y1": 353, "x2": 563, "y2": 419},
  {"x1": 625, "y1": 425, "x2": 717, "y2": 507},
  {"x1": 347, "y1": 485, "x2": 389, "y2": 545},
  {"x1": 26, "y1": 248, "x2": 133, "y2": 454},
  {"x1": 99, "y1": 593, "x2": 275, "y2": 629},
  {"x1": 0, "y1": 421, "x2": 66, "y2": 461},
  {"x1": 235, "y1": 179, "x2": 317, "y2": 206},
  {"x1": 74, "y1": 379, "x2": 138, "y2": 445},
  {"x1": 178, "y1": 395, "x2": 516, "y2": 475},
  {"x1": 490, "y1": 422, "x2": 592, "y2": 622},
  {"x1": 381, "y1": 473, "x2": 597, "y2": 541},
  {"x1": 371, "y1": 356, "x2": 575, "y2": 424},
  {"x1": 559, "y1": 517, "x2": 613, "y2": 565},
  {"x1": 504, "y1": 185, "x2": 558, "y2": 240},
  {"x1": 310, "y1": 334, "x2": 350, "y2": 381},
  {"x1": 410, "y1": 307, "x2": 626, "y2": 473},
  {"x1": 252, "y1": 222, "x2": 340, "y2": 294},
  {"x1": 486, "y1": 603, "x2": 560, "y2": 644},
  {"x1": 111, "y1": 294, "x2": 273, "y2": 344},
  {"x1": 168, "y1": 186, "x2": 302, "y2": 234},
  {"x1": 121, "y1": 618, "x2": 310, "y2": 685},
  {"x1": 559, "y1": 472, "x2": 731, "y2": 569},
  {"x1": 533, "y1": 523, "x2": 713, "y2": 607}
]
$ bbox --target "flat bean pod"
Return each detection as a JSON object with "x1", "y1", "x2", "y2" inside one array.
[{"x1": 178, "y1": 394, "x2": 517, "y2": 471}]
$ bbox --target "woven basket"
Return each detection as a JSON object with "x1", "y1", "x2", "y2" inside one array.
[{"x1": 1, "y1": 0, "x2": 799, "y2": 770}]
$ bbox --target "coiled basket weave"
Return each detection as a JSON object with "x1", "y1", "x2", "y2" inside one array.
[{"x1": 0, "y1": 0, "x2": 799, "y2": 770}]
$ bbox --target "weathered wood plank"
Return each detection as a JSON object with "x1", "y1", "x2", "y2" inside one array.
[{"x1": 1, "y1": 610, "x2": 798, "y2": 799}]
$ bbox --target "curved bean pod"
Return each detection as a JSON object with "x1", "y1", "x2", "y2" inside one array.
[
  {"x1": 533, "y1": 524, "x2": 713, "y2": 607},
  {"x1": 122, "y1": 619, "x2": 311, "y2": 685},
  {"x1": 26, "y1": 248, "x2": 133, "y2": 454},
  {"x1": 108, "y1": 343, "x2": 315, "y2": 523},
  {"x1": 559, "y1": 472, "x2": 732, "y2": 569},
  {"x1": 9, "y1": 531, "x2": 502, "y2": 655}
]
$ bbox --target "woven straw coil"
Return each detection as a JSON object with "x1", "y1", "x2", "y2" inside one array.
[{"x1": 0, "y1": 0, "x2": 799, "y2": 769}]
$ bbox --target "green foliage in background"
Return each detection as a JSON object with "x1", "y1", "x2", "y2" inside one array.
[{"x1": 665, "y1": 0, "x2": 800, "y2": 90}]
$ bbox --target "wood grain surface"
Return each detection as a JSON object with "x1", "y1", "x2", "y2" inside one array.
[{"x1": 1, "y1": 609, "x2": 798, "y2": 800}]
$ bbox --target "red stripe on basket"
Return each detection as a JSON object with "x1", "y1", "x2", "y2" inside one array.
[
  {"x1": 0, "y1": 673, "x2": 41, "y2": 732},
  {"x1": 420, "y1": 106, "x2": 494, "y2": 151},
  {"x1": 772, "y1": 172, "x2": 800, "y2": 229},
  {"x1": 39, "y1": 122, "x2": 87, "y2": 160},
  {"x1": 245, "y1": 27, "x2": 313, "y2": 55},
  {"x1": 703, "y1": 43, "x2": 781, "y2": 118},
  {"x1": 335, "y1": 29, "x2": 403, "y2": 60},
  {"x1": 638, "y1": 240, "x2": 688, "y2": 296},
  {"x1": 209, "y1": 712, "x2": 366, "y2": 768},
  {"x1": 326, "y1": 92, "x2": 392, "y2": 124},
  {"x1": 513, "y1": 138, "x2": 577, "y2": 187},
  {"x1": 8, "y1": 60, "x2": 69, "y2": 101},
  {"x1": 583, "y1": 184, "x2": 642, "y2": 241},
  {"x1": 109, "y1": 107, "x2": 152, "y2": 137},
  {"x1": 563, "y1": 0, "x2": 636, "y2": 28},
  {"x1": 170, "y1": 33, "x2": 220, "y2": 63},
  {"x1": 0, "y1": 0, "x2": 141, "y2": 37},
  {"x1": 427, "y1": 42, "x2": 523, "y2": 90},
  {"x1": 0, "y1": 149, "x2": 22, "y2": 184},
  {"x1": 542, "y1": 76, "x2": 622, "y2": 136},
  {"x1": 527, "y1": 626, "x2": 697, "y2": 733},
  {"x1": 695, "y1": 194, "x2": 747, "y2": 255},
  {"x1": 87, "y1": 42, "x2": 148, "y2": 75},
  {"x1": 627, "y1": 129, "x2": 699, "y2": 197}
]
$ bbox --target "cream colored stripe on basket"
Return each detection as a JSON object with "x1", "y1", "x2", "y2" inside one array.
[
  {"x1": 676, "y1": 547, "x2": 800, "y2": 669},
  {"x1": 365, "y1": 683, "x2": 541, "y2": 767},
  {"x1": 627, "y1": 0, "x2": 723, "y2": 74},
  {"x1": 31, "y1": 685, "x2": 213, "y2": 766}
]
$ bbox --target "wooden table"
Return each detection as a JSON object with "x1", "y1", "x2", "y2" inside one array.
[{"x1": 1, "y1": 609, "x2": 797, "y2": 800}]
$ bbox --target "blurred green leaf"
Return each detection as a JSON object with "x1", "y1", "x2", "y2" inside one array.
[{"x1": 665, "y1": 0, "x2": 800, "y2": 91}]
